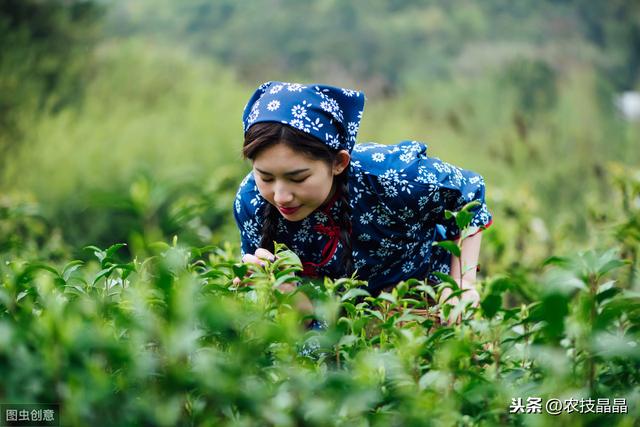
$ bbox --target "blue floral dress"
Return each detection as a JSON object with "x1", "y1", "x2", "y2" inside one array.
[{"x1": 234, "y1": 140, "x2": 492, "y2": 295}]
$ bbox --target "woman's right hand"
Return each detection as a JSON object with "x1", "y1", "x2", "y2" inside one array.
[
  {"x1": 232, "y1": 248, "x2": 276, "y2": 286},
  {"x1": 242, "y1": 248, "x2": 276, "y2": 267},
  {"x1": 233, "y1": 248, "x2": 313, "y2": 321}
]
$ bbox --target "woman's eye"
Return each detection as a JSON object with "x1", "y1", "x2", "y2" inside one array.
[{"x1": 259, "y1": 176, "x2": 307, "y2": 183}]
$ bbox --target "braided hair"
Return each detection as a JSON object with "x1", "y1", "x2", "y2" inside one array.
[{"x1": 243, "y1": 122, "x2": 353, "y2": 276}]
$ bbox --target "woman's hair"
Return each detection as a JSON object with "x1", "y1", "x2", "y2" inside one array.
[{"x1": 243, "y1": 122, "x2": 353, "y2": 276}]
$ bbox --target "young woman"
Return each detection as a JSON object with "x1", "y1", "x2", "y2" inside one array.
[{"x1": 233, "y1": 82, "x2": 492, "y2": 316}]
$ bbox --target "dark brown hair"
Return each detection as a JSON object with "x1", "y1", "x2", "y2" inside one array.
[{"x1": 243, "y1": 122, "x2": 353, "y2": 276}]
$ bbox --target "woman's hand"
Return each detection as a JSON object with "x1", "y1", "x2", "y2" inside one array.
[
  {"x1": 232, "y1": 248, "x2": 275, "y2": 286},
  {"x1": 232, "y1": 248, "x2": 298, "y2": 294},
  {"x1": 439, "y1": 284, "x2": 480, "y2": 325},
  {"x1": 243, "y1": 247, "x2": 276, "y2": 267},
  {"x1": 232, "y1": 247, "x2": 313, "y2": 323}
]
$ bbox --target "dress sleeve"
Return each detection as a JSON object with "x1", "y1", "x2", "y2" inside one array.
[
  {"x1": 416, "y1": 157, "x2": 493, "y2": 241},
  {"x1": 233, "y1": 172, "x2": 263, "y2": 256}
]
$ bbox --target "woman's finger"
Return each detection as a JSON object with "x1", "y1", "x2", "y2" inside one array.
[
  {"x1": 254, "y1": 248, "x2": 276, "y2": 262},
  {"x1": 232, "y1": 276, "x2": 255, "y2": 287},
  {"x1": 276, "y1": 282, "x2": 297, "y2": 293},
  {"x1": 242, "y1": 253, "x2": 265, "y2": 266}
]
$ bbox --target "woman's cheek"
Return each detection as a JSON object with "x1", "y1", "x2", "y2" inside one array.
[
  {"x1": 313, "y1": 183, "x2": 331, "y2": 203},
  {"x1": 256, "y1": 183, "x2": 272, "y2": 202},
  {"x1": 305, "y1": 181, "x2": 322, "y2": 198}
]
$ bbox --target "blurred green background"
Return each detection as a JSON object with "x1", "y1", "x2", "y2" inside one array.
[
  {"x1": 1, "y1": 2, "x2": 640, "y2": 425},
  {"x1": 1, "y1": 0, "x2": 639, "y2": 275}
]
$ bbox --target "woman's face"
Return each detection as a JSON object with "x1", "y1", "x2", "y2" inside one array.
[{"x1": 252, "y1": 142, "x2": 349, "y2": 222}]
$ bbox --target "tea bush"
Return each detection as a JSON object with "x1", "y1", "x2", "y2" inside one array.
[{"x1": 1, "y1": 183, "x2": 639, "y2": 426}]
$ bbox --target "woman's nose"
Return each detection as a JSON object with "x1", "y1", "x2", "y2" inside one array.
[{"x1": 273, "y1": 184, "x2": 294, "y2": 205}]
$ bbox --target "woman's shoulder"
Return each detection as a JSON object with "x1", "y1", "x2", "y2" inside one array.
[
  {"x1": 347, "y1": 139, "x2": 487, "y2": 214},
  {"x1": 350, "y1": 140, "x2": 481, "y2": 187},
  {"x1": 351, "y1": 140, "x2": 428, "y2": 170},
  {"x1": 351, "y1": 140, "x2": 443, "y2": 182},
  {"x1": 349, "y1": 139, "x2": 438, "y2": 189},
  {"x1": 347, "y1": 141, "x2": 431, "y2": 214}
]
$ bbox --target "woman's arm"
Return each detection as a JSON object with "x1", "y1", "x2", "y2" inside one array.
[
  {"x1": 450, "y1": 232, "x2": 482, "y2": 296},
  {"x1": 439, "y1": 232, "x2": 483, "y2": 322}
]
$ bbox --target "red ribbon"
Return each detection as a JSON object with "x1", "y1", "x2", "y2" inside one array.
[
  {"x1": 301, "y1": 188, "x2": 348, "y2": 277},
  {"x1": 302, "y1": 223, "x2": 342, "y2": 277}
]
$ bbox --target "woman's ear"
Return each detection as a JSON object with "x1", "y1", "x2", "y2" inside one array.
[{"x1": 333, "y1": 150, "x2": 351, "y2": 175}]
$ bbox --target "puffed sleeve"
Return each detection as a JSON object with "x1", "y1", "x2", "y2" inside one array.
[
  {"x1": 233, "y1": 172, "x2": 263, "y2": 256},
  {"x1": 416, "y1": 156, "x2": 493, "y2": 241}
]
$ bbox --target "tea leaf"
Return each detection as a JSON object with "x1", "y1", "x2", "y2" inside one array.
[
  {"x1": 341, "y1": 288, "x2": 371, "y2": 302},
  {"x1": 432, "y1": 240, "x2": 461, "y2": 257}
]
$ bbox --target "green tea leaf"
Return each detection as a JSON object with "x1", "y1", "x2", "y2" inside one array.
[
  {"x1": 93, "y1": 267, "x2": 114, "y2": 285},
  {"x1": 232, "y1": 264, "x2": 249, "y2": 279},
  {"x1": 273, "y1": 274, "x2": 298, "y2": 289},
  {"x1": 25, "y1": 263, "x2": 61, "y2": 278},
  {"x1": 341, "y1": 288, "x2": 371, "y2": 302},
  {"x1": 432, "y1": 240, "x2": 461, "y2": 257},
  {"x1": 84, "y1": 245, "x2": 106, "y2": 262},
  {"x1": 455, "y1": 210, "x2": 474, "y2": 230},
  {"x1": 481, "y1": 293, "x2": 502, "y2": 319},
  {"x1": 377, "y1": 292, "x2": 397, "y2": 305},
  {"x1": 366, "y1": 309, "x2": 384, "y2": 322},
  {"x1": 274, "y1": 266, "x2": 302, "y2": 279},
  {"x1": 432, "y1": 272, "x2": 460, "y2": 290},
  {"x1": 106, "y1": 243, "x2": 127, "y2": 259},
  {"x1": 62, "y1": 260, "x2": 84, "y2": 281}
]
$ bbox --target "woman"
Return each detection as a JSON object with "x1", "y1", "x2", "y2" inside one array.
[{"x1": 233, "y1": 81, "x2": 492, "y2": 320}]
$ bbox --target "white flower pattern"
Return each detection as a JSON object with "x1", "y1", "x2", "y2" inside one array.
[
  {"x1": 266, "y1": 100, "x2": 280, "y2": 111},
  {"x1": 287, "y1": 83, "x2": 306, "y2": 92},
  {"x1": 359, "y1": 212, "x2": 373, "y2": 225},
  {"x1": 291, "y1": 104, "x2": 307, "y2": 118},
  {"x1": 372, "y1": 152, "x2": 385, "y2": 162}
]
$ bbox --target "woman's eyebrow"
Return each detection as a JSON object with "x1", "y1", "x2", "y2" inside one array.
[{"x1": 255, "y1": 168, "x2": 310, "y2": 176}]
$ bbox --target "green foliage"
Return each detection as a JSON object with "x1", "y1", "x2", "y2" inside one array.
[
  {"x1": 1, "y1": 40, "x2": 249, "y2": 251},
  {"x1": 1, "y1": 234, "x2": 638, "y2": 425},
  {"x1": 104, "y1": 0, "x2": 640, "y2": 92},
  {"x1": 0, "y1": 193, "x2": 69, "y2": 260},
  {"x1": 2, "y1": 3, "x2": 640, "y2": 424},
  {"x1": 500, "y1": 58, "x2": 558, "y2": 117},
  {"x1": 0, "y1": 0, "x2": 103, "y2": 154},
  {"x1": 2, "y1": 172, "x2": 640, "y2": 425},
  {"x1": 3, "y1": 1, "x2": 639, "y2": 262}
]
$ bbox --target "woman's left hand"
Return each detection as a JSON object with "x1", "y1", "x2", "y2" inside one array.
[{"x1": 439, "y1": 285, "x2": 480, "y2": 325}]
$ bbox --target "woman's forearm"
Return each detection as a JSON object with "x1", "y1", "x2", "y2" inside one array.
[
  {"x1": 450, "y1": 232, "x2": 482, "y2": 287},
  {"x1": 439, "y1": 232, "x2": 483, "y2": 312}
]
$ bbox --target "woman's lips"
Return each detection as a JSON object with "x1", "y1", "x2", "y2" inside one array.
[{"x1": 278, "y1": 205, "x2": 301, "y2": 215}]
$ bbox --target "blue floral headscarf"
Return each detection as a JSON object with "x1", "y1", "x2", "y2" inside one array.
[{"x1": 242, "y1": 81, "x2": 366, "y2": 153}]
